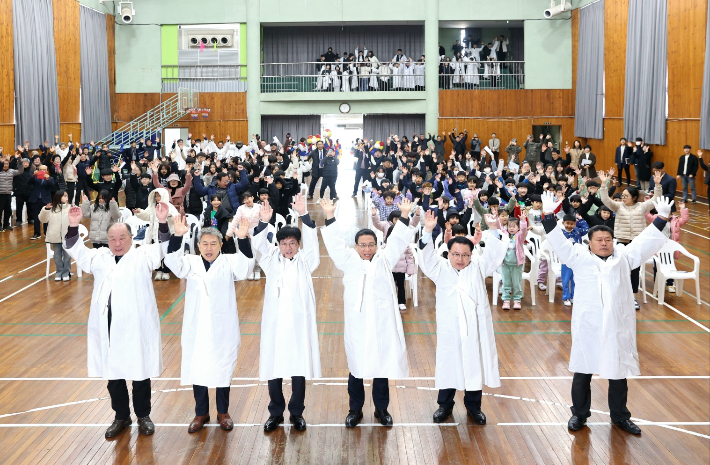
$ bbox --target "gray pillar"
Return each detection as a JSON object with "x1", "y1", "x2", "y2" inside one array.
[
  {"x1": 424, "y1": 0, "x2": 439, "y2": 134},
  {"x1": 246, "y1": 0, "x2": 261, "y2": 136}
]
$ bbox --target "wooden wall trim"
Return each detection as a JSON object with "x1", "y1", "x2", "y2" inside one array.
[
  {"x1": 439, "y1": 89, "x2": 575, "y2": 118},
  {"x1": 107, "y1": 14, "x2": 116, "y2": 123},
  {"x1": 0, "y1": 0, "x2": 15, "y2": 150}
]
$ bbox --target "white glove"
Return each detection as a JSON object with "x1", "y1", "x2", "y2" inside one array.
[
  {"x1": 541, "y1": 191, "x2": 562, "y2": 215},
  {"x1": 652, "y1": 197, "x2": 674, "y2": 219}
]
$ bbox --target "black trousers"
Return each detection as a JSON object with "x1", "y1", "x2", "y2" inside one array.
[
  {"x1": 308, "y1": 173, "x2": 322, "y2": 197},
  {"x1": 65, "y1": 182, "x2": 76, "y2": 204},
  {"x1": 618, "y1": 239, "x2": 640, "y2": 293},
  {"x1": 74, "y1": 179, "x2": 91, "y2": 205},
  {"x1": 617, "y1": 164, "x2": 631, "y2": 185},
  {"x1": 348, "y1": 373, "x2": 389, "y2": 411},
  {"x1": 193, "y1": 385, "x2": 231, "y2": 415},
  {"x1": 571, "y1": 373, "x2": 630, "y2": 423},
  {"x1": 392, "y1": 272, "x2": 406, "y2": 305},
  {"x1": 268, "y1": 376, "x2": 306, "y2": 417},
  {"x1": 107, "y1": 378, "x2": 152, "y2": 420},
  {"x1": 0, "y1": 194, "x2": 11, "y2": 228},
  {"x1": 352, "y1": 169, "x2": 369, "y2": 196},
  {"x1": 30, "y1": 202, "x2": 44, "y2": 236},
  {"x1": 437, "y1": 388, "x2": 482, "y2": 413},
  {"x1": 320, "y1": 175, "x2": 338, "y2": 199},
  {"x1": 14, "y1": 193, "x2": 29, "y2": 223}
]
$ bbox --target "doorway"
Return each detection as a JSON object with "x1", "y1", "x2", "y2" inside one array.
[
  {"x1": 532, "y1": 125, "x2": 561, "y2": 150},
  {"x1": 320, "y1": 114, "x2": 363, "y2": 169},
  {"x1": 163, "y1": 127, "x2": 189, "y2": 149}
]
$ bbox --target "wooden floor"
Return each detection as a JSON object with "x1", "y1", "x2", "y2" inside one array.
[{"x1": 0, "y1": 169, "x2": 708, "y2": 464}]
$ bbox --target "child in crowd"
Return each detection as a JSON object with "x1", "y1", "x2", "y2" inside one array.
[
  {"x1": 81, "y1": 190, "x2": 120, "y2": 248},
  {"x1": 559, "y1": 214, "x2": 589, "y2": 307},
  {"x1": 372, "y1": 189, "x2": 402, "y2": 221},
  {"x1": 646, "y1": 201, "x2": 689, "y2": 294},
  {"x1": 38, "y1": 190, "x2": 71, "y2": 281},
  {"x1": 499, "y1": 210, "x2": 528, "y2": 310},
  {"x1": 135, "y1": 187, "x2": 178, "y2": 281}
]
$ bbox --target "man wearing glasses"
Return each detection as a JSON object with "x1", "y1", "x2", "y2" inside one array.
[
  {"x1": 320, "y1": 197, "x2": 416, "y2": 428},
  {"x1": 417, "y1": 210, "x2": 508, "y2": 425}
]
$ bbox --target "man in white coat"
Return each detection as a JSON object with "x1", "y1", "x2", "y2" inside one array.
[
  {"x1": 164, "y1": 216, "x2": 253, "y2": 433},
  {"x1": 540, "y1": 192, "x2": 672, "y2": 435},
  {"x1": 64, "y1": 202, "x2": 172, "y2": 439},
  {"x1": 320, "y1": 197, "x2": 416, "y2": 428},
  {"x1": 418, "y1": 211, "x2": 508, "y2": 425},
  {"x1": 252, "y1": 194, "x2": 321, "y2": 432}
]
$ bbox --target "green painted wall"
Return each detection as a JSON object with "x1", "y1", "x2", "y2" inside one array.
[
  {"x1": 116, "y1": 0, "x2": 247, "y2": 25},
  {"x1": 161, "y1": 25, "x2": 178, "y2": 80},
  {"x1": 439, "y1": 0, "x2": 561, "y2": 20},
  {"x1": 240, "y1": 23, "x2": 247, "y2": 78},
  {"x1": 116, "y1": 25, "x2": 162, "y2": 93},
  {"x1": 523, "y1": 19, "x2": 572, "y2": 89}
]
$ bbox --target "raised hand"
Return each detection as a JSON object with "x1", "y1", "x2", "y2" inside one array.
[
  {"x1": 652, "y1": 197, "x2": 674, "y2": 219},
  {"x1": 173, "y1": 215, "x2": 189, "y2": 236},
  {"x1": 319, "y1": 198, "x2": 337, "y2": 219},
  {"x1": 423, "y1": 209, "x2": 437, "y2": 233},
  {"x1": 155, "y1": 201, "x2": 169, "y2": 223},
  {"x1": 541, "y1": 191, "x2": 562, "y2": 215},
  {"x1": 68, "y1": 205, "x2": 82, "y2": 226},
  {"x1": 291, "y1": 193, "x2": 306, "y2": 216},
  {"x1": 234, "y1": 218, "x2": 250, "y2": 239},
  {"x1": 85, "y1": 167, "x2": 92, "y2": 175},
  {"x1": 260, "y1": 201, "x2": 273, "y2": 223},
  {"x1": 598, "y1": 170, "x2": 608, "y2": 184}
]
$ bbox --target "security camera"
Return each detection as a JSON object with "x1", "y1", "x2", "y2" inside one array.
[
  {"x1": 544, "y1": 0, "x2": 571, "y2": 18},
  {"x1": 118, "y1": 1, "x2": 135, "y2": 24}
]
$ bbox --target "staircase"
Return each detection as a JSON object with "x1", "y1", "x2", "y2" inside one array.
[{"x1": 97, "y1": 88, "x2": 198, "y2": 152}]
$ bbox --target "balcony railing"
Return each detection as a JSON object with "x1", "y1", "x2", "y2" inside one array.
[
  {"x1": 259, "y1": 61, "x2": 524, "y2": 92},
  {"x1": 261, "y1": 62, "x2": 426, "y2": 93},
  {"x1": 438, "y1": 61, "x2": 524, "y2": 89},
  {"x1": 161, "y1": 65, "x2": 246, "y2": 92}
]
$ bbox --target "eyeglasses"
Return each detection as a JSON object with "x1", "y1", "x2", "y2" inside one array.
[
  {"x1": 356, "y1": 243, "x2": 377, "y2": 249},
  {"x1": 450, "y1": 253, "x2": 471, "y2": 260},
  {"x1": 621, "y1": 194, "x2": 632, "y2": 199}
]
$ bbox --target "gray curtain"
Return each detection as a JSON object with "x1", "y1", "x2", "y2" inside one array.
[
  {"x1": 263, "y1": 26, "x2": 424, "y2": 64},
  {"x1": 12, "y1": 0, "x2": 60, "y2": 147},
  {"x1": 700, "y1": 4, "x2": 710, "y2": 150},
  {"x1": 623, "y1": 0, "x2": 667, "y2": 145},
  {"x1": 363, "y1": 114, "x2": 425, "y2": 143},
  {"x1": 574, "y1": 0, "x2": 604, "y2": 139},
  {"x1": 80, "y1": 5, "x2": 112, "y2": 142},
  {"x1": 261, "y1": 115, "x2": 321, "y2": 143}
]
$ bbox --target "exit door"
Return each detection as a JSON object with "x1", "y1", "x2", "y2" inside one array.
[{"x1": 532, "y1": 125, "x2": 561, "y2": 150}]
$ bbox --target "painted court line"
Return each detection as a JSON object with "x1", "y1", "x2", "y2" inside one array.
[
  {"x1": 0, "y1": 376, "x2": 706, "y2": 381},
  {"x1": 644, "y1": 290, "x2": 710, "y2": 332},
  {"x1": 0, "y1": 423, "x2": 459, "y2": 428}
]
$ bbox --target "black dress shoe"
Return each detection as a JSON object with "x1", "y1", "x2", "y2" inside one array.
[
  {"x1": 467, "y1": 410, "x2": 486, "y2": 425},
  {"x1": 105, "y1": 418, "x2": 132, "y2": 438},
  {"x1": 264, "y1": 415, "x2": 284, "y2": 432},
  {"x1": 433, "y1": 406, "x2": 453, "y2": 423},
  {"x1": 567, "y1": 415, "x2": 587, "y2": 431},
  {"x1": 137, "y1": 416, "x2": 155, "y2": 435},
  {"x1": 289, "y1": 415, "x2": 307, "y2": 431},
  {"x1": 374, "y1": 409, "x2": 393, "y2": 427},
  {"x1": 613, "y1": 419, "x2": 642, "y2": 435},
  {"x1": 345, "y1": 410, "x2": 363, "y2": 428}
]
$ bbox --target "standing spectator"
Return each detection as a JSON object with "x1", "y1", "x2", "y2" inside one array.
[
  {"x1": 505, "y1": 138, "x2": 521, "y2": 165},
  {"x1": 615, "y1": 138, "x2": 631, "y2": 186},
  {"x1": 676, "y1": 145, "x2": 698, "y2": 203},
  {"x1": 0, "y1": 158, "x2": 24, "y2": 231},
  {"x1": 39, "y1": 190, "x2": 71, "y2": 280},
  {"x1": 579, "y1": 145, "x2": 597, "y2": 179},
  {"x1": 488, "y1": 133, "x2": 500, "y2": 160},
  {"x1": 319, "y1": 149, "x2": 339, "y2": 200},
  {"x1": 565, "y1": 140, "x2": 583, "y2": 170},
  {"x1": 635, "y1": 143, "x2": 654, "y2": 192},
  {"x1": 698, "y1": 150, "x2": 709, "y2": 213},
  {"x1": 470, "y1": 133, "x2": 481, "y2": 161},
  {"x1": 352, "y1": 141, "x2": 371, "y2": 197},
  {"x1": 13, "y1": 156, "x2": 33, "y2": 226},
  {"x1": 307, "y1": 140, "x2": 326, "y2": 199},
  {"x1": 28, "y1": 165, "x2": 55, "y2": 240},
  {"x1": 630, "y1": 137, "x2": 644, "y2": 188},
  {"x1": 523, "y1": 135, "x2": 542, "y2": 165},
  {"x1": 81, "y1": 191, "x2": 120, "y2": 248},
  {"x1": 649, "y1": 161, "x2": 677, "y2": 209},
  {"x1": 449, "y1": 130, "x2": 467, "y2": 158}
]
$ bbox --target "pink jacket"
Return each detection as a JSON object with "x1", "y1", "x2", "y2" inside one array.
[
  {"x1": 500, "y1": 219, "x2": 528, "y2": 265},
  {"x1": 646, "y1": 209, "x2": 689, "y2": 258}
]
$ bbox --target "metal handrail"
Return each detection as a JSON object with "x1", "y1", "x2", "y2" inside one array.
[{"x1": 162, "y1": 65, "x2": 246, "y2": 81}]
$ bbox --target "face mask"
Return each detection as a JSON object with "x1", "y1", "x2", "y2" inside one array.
[
  {"x1": 377, "y1": 173, "x2": 384, "y2": 178},
  {"x1": 483, "y1": 168, "x2": 491, "y2": 174},
  {"x1": 636, "y1": 142, "x2": 641, "y2": 146}
]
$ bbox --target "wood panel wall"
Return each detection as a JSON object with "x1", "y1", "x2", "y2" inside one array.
[
  {"x1": 0, "y1": 0, "x2": 14, "y2": 151},
  {"x1": 439, "y1": 89, "x2": 575, "y2": 118},
  {"x1": 53, "y1": 0, "x2": 81, "y2": 143},
  {"x1": 112, "y1": 92, "x2": 249, "y2": 143},
  {"x1": 604, "y1": 0, "x2": 628, "y2": 118}
]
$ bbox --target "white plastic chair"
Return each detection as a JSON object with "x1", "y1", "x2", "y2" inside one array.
[
  {"x1": 639, "y1": 257, "x2": 654, "y2": 304},
  {"x1": 288, "y1": 208, "x2": 300, "y2": 226},
  {"x1": 47, "y1": 224, "x2": 88, "y2": 278},
  {"x1": 540, "y1": 240, "x2": 562, "y2": 303},
  {"x1": 274, "y1": 213, "x2": 287, "y2": 231},
  {"x1": 118, "y1": 207, "x2": 132, "y2": 222},
  {"x1": 185, "y1": 214, "x2": 200, "y2": 255},
  {"x1": 405, "y1": 243, "x2": 419, "y2": 307},
  {"x1": 125, "y1": 216, "x2": 150, "y2": 248},
  {"x1": 652, "y1": 242, "x2": 701, "y2": 305}
]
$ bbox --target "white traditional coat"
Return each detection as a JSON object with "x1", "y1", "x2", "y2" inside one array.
[
  {"x1": 402, "y1": 64, "x2": 416, "y2": 90},
  {"x1": 164, "y1": 247, "x2": 252, "y2": 387},
  {"x1": 321, "y1": 219, "x2": 415, "y2": 379},
  {"x1": 252, "y1": 222, "x2": 321, "y2": 380},
  {"x1": 418, "y1": 234, "x2": 508, "y2": 391},
  {"x1": 64, "y1": 239, "x2": 166, "y2": 380},
  {"x1": 545, "y1": 223, "x2": 668, "y2": 379}
]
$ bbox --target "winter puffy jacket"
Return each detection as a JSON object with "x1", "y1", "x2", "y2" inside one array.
[
  {"x1": 134, "y1": 187, "x2": 177, "y2": 244},
  {"x1": 371, "y1": 209, "x2": 419, "y2": 274},
  {"x1": 0, "y1": 164, "x2": 24, "y2": 195},
  {"x1": 38, "y1": 204, "x2": 71, "y2": 243},
  {"x1": 81, "y1": 199, "x2": 121, "y2": 243},
  {"x1": 601, "y1": 183, "x2": 661, "y2": 241}
]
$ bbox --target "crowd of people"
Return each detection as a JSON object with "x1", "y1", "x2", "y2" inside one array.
[{"x1": 0, "y1": 126, "x2": 703, "y2": 440}]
